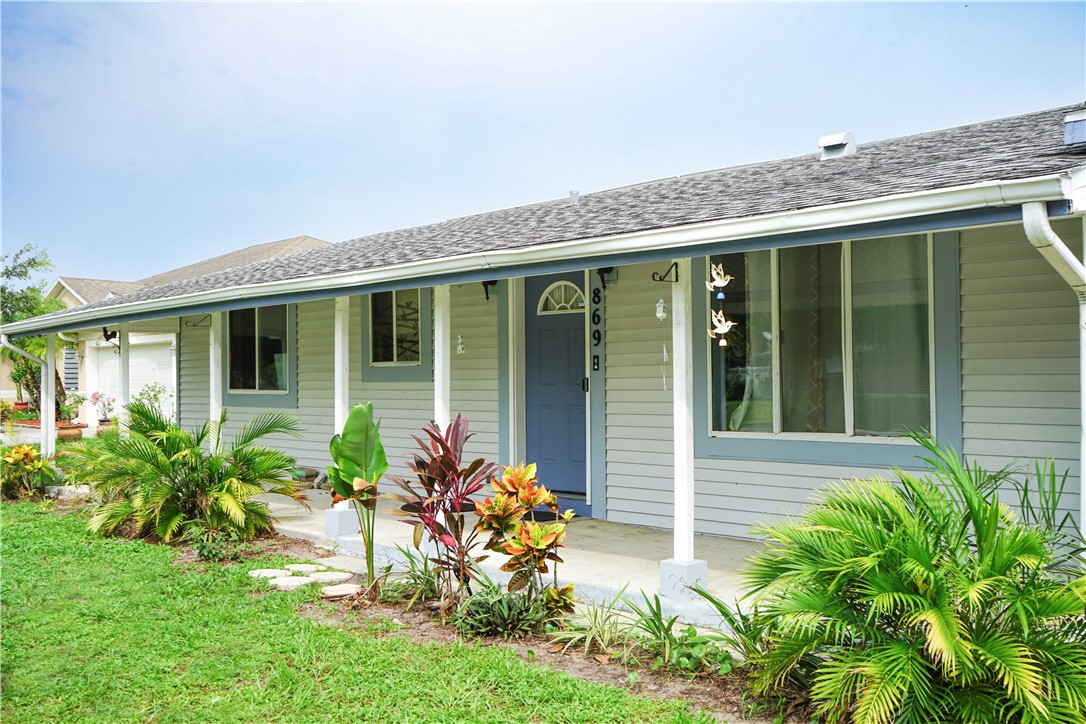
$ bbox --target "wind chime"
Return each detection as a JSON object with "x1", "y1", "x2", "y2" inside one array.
[{"x1": 706, "y1": 262, "x2": 735, "y2": 345}]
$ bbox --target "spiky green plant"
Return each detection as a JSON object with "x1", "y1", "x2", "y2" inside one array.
[
  {"x1": 745, "y1": 434, "x2": 1086, "y2": 723},
  {"x1": 64, "y1": 402, "x2": 307, "y2": 542}
]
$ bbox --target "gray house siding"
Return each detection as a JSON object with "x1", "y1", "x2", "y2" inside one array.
[
  {"x1": 603, "y1": 263, "x2": 675, "y2": 529},
  {"x1": 178, "y1": 316, "x2": 210, "y2": 428},
  {"x1": 960, "y1": 218, "x2": 1082, "y2": 522},
  {"x1": 449, "y1": 283, "x2": 501, "y2": 464}
]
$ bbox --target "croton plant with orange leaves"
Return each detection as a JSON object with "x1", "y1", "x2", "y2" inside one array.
[{"x1": 475, "y1": 463, "x2": 577, "y2": 620}]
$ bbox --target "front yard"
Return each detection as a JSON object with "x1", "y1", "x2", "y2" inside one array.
[{"x1": 0, "y1": 503, "x2": 704, "y2": 723}]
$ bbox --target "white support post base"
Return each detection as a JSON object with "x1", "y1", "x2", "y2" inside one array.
[
  {"x1": 660, "y1": 558, "x2": 709, "y2": 603},
  {"x1": 325, "y1": 500, "x2": 360, "y2": 539}
]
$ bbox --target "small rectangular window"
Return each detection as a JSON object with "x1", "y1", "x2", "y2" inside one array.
[
  {"x1": 228, "y1": 305, "x2": 289, "y2": 393},
  {"x1": 371, "y1": 289, "x2": 421, "y2": 365}
]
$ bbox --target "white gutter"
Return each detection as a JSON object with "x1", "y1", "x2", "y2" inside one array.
[
  {"x1": 1022, "y1": 201, "x2": 1086, "y2": 539},
  {"x1": 2, "y1": 172, "x2": 1077, "y2": 337},
  {"x1": 0, "y1": 334, "x2": 45, "y2": 365}
]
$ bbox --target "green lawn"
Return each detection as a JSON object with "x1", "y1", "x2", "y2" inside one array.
[{"x1": 1, "y1": 504, "x2": 698, "y2": 723}]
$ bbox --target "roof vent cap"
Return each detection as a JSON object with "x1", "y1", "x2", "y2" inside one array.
[
  {"x1": 818, "y1": 131, "x2": 856, "y2": 160},
  {"x1": 569, "y1": 190, "x2": 580, "y2": 205},
  {"x1": 1064, "y1": 110, "x2": 1086, "y2": 145}
]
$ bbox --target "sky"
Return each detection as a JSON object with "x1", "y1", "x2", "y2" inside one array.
[{"x1": 2, "y1": 1, "x2": 1084, "y2": 284}]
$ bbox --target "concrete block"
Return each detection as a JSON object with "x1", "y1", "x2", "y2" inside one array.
[
  {"x1": 325, "y1": 506, "x2": 359, "y2": 538},
  {"x1": 659, "y1": 558, "x2": 708, "y2": 603}
]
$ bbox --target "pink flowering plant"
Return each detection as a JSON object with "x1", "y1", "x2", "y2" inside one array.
[{"x1": 89, "y1": 392, "x2": 116, "y2": 421}]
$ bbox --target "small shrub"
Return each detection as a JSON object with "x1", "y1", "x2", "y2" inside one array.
[
  {"x1": 2, "y1": 444, "x2": 57, "y2": 499},
  {"x1": 63, "y1": 403, "x2": 308, "y2": 542},
  {"x1": 453, "y1": 579, "x2": 549, "y2": 639},
  {"x1": 188, "y1": 525, "x2": 242, "y2": 563},
  {"x1": 628, "y1": 592, "x2": 732, "y2": 676},
  {"x1": 476, "y1": 462, "x2": 577, "y2": 622},
  {"x1": 547, "y1": 584, "x2": 635, "y2": 658},
  {"x1": 745, "y1": 433, "x2": 1086, "y2": 723},
  {"x1": 390, "y1": 544, "x2": 441, "y2": 609},
  {"x1": 132, "y1": 382, "x2": 173, "y2": 419}
]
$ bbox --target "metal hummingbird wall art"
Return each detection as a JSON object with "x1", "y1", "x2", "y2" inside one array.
[{"x1": 706, "y1": 262, "x2": 736, "y2": 346}]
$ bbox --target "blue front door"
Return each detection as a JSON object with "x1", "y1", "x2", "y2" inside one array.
[{"x1": 525, "y1": 273, "x2": 589, "y2": 517}]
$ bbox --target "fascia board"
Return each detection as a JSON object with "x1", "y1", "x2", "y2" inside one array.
[{"x1": 3, "y1": 172, "x2": 1076, "y2": 337}]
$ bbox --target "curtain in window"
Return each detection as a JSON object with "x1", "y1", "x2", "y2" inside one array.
[
  {"x1": 851, "y1": 235, "x2": 930, "y2": 436},
  {"x1": 779, "y1": 245, "x2": 844, "y2": 433}
]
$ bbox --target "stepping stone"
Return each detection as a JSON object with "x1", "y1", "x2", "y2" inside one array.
[
  {"x1": 310, "y1": 571, "x2": 353, "y2": 583},
  {"x1": 249, "y1": 569, "x2": 292, "y2": 579},
  {"x1": 285, "y1": 564, "x2": 326, "y2": 573},
  {"x1": 270, "y1": 576, "x2": 317, "y2": 591},
  {"x1": 322, "y1": 583, "x2": 362, "y2": 600}
]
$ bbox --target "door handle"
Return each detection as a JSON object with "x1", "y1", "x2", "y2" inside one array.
[{"x1": 582, "y1": 377, "x2": 589, "y2": 392}]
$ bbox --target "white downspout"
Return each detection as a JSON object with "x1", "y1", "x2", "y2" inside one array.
[
  {"x1": 1022, "y1": 202, "x2": 1086, "y2": 537},
  {"x1": 0, "y1": 334, "x2": 53, "y2": 454}
]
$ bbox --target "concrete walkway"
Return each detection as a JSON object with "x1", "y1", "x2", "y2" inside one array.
[{"x1": 260, "y1": 492, "x2": 764, "y2": 626}]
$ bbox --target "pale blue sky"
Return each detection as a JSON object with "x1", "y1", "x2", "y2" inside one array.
[{"x1": 2, "y1": 1, "x2": 1084, "y2": 283}]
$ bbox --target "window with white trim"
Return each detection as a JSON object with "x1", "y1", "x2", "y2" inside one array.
[
  {"x1": 709, "y1": 234, "x2": 931, "y2": 437},
  {"x1": 228, "y1": 305, "x2": 290, "y2": 392},
  {"x1": 371, "y1": 289, "x2": 422, "y2": 365}
]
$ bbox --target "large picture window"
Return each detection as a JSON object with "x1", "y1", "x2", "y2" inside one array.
[
  {"x1": 228, "y1": 305, "x2": 290, "y2": 392},
  {"x1": 710, "y1": 234, "x2": 931, "y2": 438}
]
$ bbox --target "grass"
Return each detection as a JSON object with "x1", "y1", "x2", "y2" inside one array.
[{"x1": 1, "y1": 504, "x2": 700, "y2": 723}]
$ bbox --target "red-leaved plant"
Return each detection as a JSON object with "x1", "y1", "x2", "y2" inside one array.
[{"x1": 387, "y1": 414, "x2": 499, "y2": 618}]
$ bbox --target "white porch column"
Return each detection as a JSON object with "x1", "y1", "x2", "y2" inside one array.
[
  {"x1": 118, "y1": 323, "x2": 130, "y2": 422},
  {"x1": 333, "y1": 296, "x2": 350, "y2": 432},
  {"x1": 433, "y1": 284, "x2": 451, "y2": 431},
  {"x1": 41, "y1": 334, "x2": 57, "y2": 457},
  {"x1": 85, "y1": 337, "x2": 101, "y2": 429},
  {"x1": 660, "y1": 258, "x2": 707, "y2": 602},
  {"x1": 209, "y1": 312, "x2": 223, "y2": 423}
]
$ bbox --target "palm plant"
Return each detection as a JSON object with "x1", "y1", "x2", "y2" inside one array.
[
  {"x1": 745, "y1": 433, "x2": 1086, "y2": 723},
  {"x1": 64, "y1": 402, "x2": 308, "y2": 541}
]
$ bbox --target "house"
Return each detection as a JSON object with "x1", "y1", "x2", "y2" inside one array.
[
  {"x1": 3, "y1": 104, "x2": 1084, "y2": 601},
  {"x1": 5, "y1": 236, "x2": 331, "y2": 424}
]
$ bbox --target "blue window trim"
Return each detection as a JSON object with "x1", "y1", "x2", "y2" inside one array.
[
  {"x1": 221, "y1": 304, "x2": 298, "y2": 410},
  {"x1": 360, "y1": 288, "x2": 433, "y2": 383},
  {"x1": 692, "y1": 232, "x2": 962, "y2": 469}
]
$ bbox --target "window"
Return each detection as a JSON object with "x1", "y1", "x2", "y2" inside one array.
[
  {"x1": 222, "y1": 305, "x2": 296, "y2": 409},
  {"x1": 709, "y1": 234, "x2": 931, "y2": 438},
  {"x1": 363, "y1": 288, "x2": 432, "y2": 382},
  {"x1": 371, "y1": 289, "x2": 421, "y2": 365}
]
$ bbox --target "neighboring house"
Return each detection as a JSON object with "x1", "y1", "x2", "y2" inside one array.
[
  {"x1": 15, "y1": 236, "x2": 331, "y2": 423},
  {"x1": 4, "y1": 105, "x2": 1085, "y2": 600}
]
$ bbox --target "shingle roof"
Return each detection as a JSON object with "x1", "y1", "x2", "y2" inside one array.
[
  {"x1": 136, "y1": 235, "x2": 331, "y2": 286},
  {"x1": 24, "y1": 103, "x2": 1086, "y2": 322},
  {"x1": 54, "y1": 277, "x2": 149, "y2": 304}
]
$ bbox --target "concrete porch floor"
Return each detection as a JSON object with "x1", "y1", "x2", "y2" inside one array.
[{"x1": 260, "y1": 492, "x2": 764, "y2": 625}]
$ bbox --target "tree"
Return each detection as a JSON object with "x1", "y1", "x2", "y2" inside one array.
[
  {"x1": 1, "y1": 244, "x2": 59, "y2": 324},
  {"x1": 1, "y1": 243, "x2": 66, "y2": 414}
]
